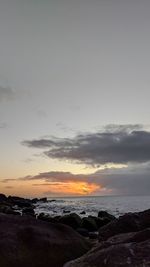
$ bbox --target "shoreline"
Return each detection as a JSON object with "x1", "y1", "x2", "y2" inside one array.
[{"x1": 1, "y1": 193, "x2": 150, "y2": 266}]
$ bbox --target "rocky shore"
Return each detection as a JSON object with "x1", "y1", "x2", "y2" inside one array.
[{"x1": 0, "y1": 193, "x2": 150, "y2": 266}]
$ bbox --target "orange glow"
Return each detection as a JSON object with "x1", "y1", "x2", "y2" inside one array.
[
  {"x1": 38, "y1": 181, "x2": 100, "y2": 195},
  {"x1": 0, "y1": 180, "x2": 101, "y2": 197}
]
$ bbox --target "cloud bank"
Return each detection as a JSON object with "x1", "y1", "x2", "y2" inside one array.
[{"x1": 22, "y1": 125, "x2": 150, "y2": 166}]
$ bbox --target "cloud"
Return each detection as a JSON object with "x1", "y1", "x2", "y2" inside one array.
[
  {"x1": 0, "y1": 86, "x2": 16, "y2": 102},
  {"x1": 0, "y1": 122, "x2": 7, "y2": 129},
  {"x1": 2, "y1": 162, "x2": 150, "y2": 196},
  {"x1": 22, "y1": 124, "x2": 150, "y2": 166}
]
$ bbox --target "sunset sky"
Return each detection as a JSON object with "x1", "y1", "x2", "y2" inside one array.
[{"x1": 1, "y1": 0, "x2": 150, "y2": 197}]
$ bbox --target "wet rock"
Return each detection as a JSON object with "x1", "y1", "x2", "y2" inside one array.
[
  {"x1": 59, "y1": 213, "x2": 82, "y2": 229},
  {"x1": 0, "y1": 213, "x2": 91, "y2": 267},
  {"x1": 63, "y1": 210, "x2": 70, "y2": 214},
  {"x1": 82, "y1": 216, "x2": 98, "y2": 232},
  {"x1": 80, "y1": 211, "x2": 86, "y2": 215}
]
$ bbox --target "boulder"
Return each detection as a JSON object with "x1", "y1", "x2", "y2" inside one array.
[
  {"x1": 98, "y1": 210, "x2": 115, "y2": 221},
  {"x1": 0, "y1": 213, "x2": 91, "y2": 267},
  {"x1": 64, "y1": 239, "x2": 150, "y2": 267},
  {"x1": 99, "y1": 209, "x2": 150, "y2": 241},
  {"x1": 58, "y1": 213, "x2": 82, "y2": 229},
  {"x1": 81, "y1": 216, "x2": 98, "y2": 232},
  {"x1": 64, "y1": 228, "x2": 150, "y2": 267}
]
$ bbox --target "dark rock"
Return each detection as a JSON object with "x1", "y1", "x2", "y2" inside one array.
[
  {"x1": 89, "y1": 232, "x2": 98, "y2": 239},
  {"x1": 59, "y1": 213, "x2": 82, "y2": 229},
  {"x1": 38, "y1": 213, "x2": 58, "y2": 223},
  {"x1": 0, "y1": 193, "x2": 7, "y2": 202},
  {"x1": 0, "y1": 204, "x2": 20, "y2": 215},
  {"x1": 80, "y1": 211, "x2": 86, "y2": 215},
  {"x1": 63, "y1": 210, "x2": 70, "y2": 214},
  {"x1": 39, "y1": 197, "x2": 47, "y2": 202},
  {"x1": 88, "y1": 216, "x2": 110, "y2": 229},
  {"x1": 99, "y1": 209, "x2": 150, "y2": 241},
  {"x1": 22, "y1": 207, "x2": 35, "y2": 216},
  {"x1": 98, "y1": 210, "x2": 115, "y2": 221},
  {"x1": 82, "y1": 216, "x2": 98, "y2": 232},
  {"x1": 64, "y1": 228, "x2": 150, "y2": 267},
  {"x1": 64, "y1": 238, "x2": 150, "y2": 267},
  {"x1": 8, "y1": 196, "x2": 32, "y2": 208},
  {"x1": 31, "y1": 198, "x2": 39, "y2": 204},
  {"x1": 0, "y1": 213, "x2": 91, "y2": 267},
  {"x1": 76, "y1": 228, "x2": 89, "y2": 237}
]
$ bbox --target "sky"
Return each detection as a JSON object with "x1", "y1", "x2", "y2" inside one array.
[{"x1": 1, "y1": 0, "x2": 150, "y2": 197}]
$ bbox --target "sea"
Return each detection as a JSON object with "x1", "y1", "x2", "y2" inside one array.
[{"x1": 34, "y1": 195, "x2": 150, "y2": 218}]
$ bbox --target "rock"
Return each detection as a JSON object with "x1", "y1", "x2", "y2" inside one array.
[
  {"x1": 58, "y1": 213, "x2": 82, "y2": 229},
  {"x1": 22, "y1": 207, "x2": 35, "y2": 216},
  {"x1": 8, "y1": 196, "x2": 33, "y2": 208},
  {"x1": 0, "y1": 213, "x2": 91, "y2": 267},
  {"x1": 80, "y1": 211, "x2": 86, "y2": 215},
  {"x1": 76, "y1": 228, "x2": 89, "y2": 237},
  {"x1": 98, "y1": 210, "x2": 116, "y2": 221},
  {"x1": 31, "y1": 198, "x2": 39, "y2": 204},
  {"x1": 64, "y1": 239, "x2": 150, "y2": 267},
  {"x1": 63, "y1": 210, "x2": 70, "y2": 214},
  {"x1": 39, "y1": 197, "x2": 47, "y2": 202},
  {"x1": 38, "y1": 213, "x2": 58, "y2": 223},
  {"x1": 88, "y1": 215, "x2": 110, "y2": 229},
  {"x1": 0, "y1": 204, "x2": 20, "y2": 215},
  {"x1": 0, "y1": 193, "x2": 7, "y2": 202},
  {"x1": 64, "y1": 228, "x2": 150, "y2": 267},
  {"x1": 89, "y1": 232, "x2": 98, "y2": 239},
  {"x1": 82, "y1": 216, "x2": 98, "y2": 232},
  {"x1": 99, "y1": 209, "x2": 150, "y2": 241}
]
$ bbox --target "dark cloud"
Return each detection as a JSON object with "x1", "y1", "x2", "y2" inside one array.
[
  {"x1": 0, "y1": 86, "x2": 15, "y2": 102},
  {"x1": 22, "y1": 125, "x2": 150, "y2": 166}
]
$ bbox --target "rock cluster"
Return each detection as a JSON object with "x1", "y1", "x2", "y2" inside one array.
[{"x1": 64, "y1": 209, "x2": 150, "y2": 267}]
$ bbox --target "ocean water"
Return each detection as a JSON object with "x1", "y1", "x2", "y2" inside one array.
[{"x1": 35, "y1": 195, "x2": 150, "y2": 218}]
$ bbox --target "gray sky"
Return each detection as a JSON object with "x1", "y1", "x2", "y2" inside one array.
[{"x1": 0, "y1": 0, "x2": 150, "y2": 197}]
